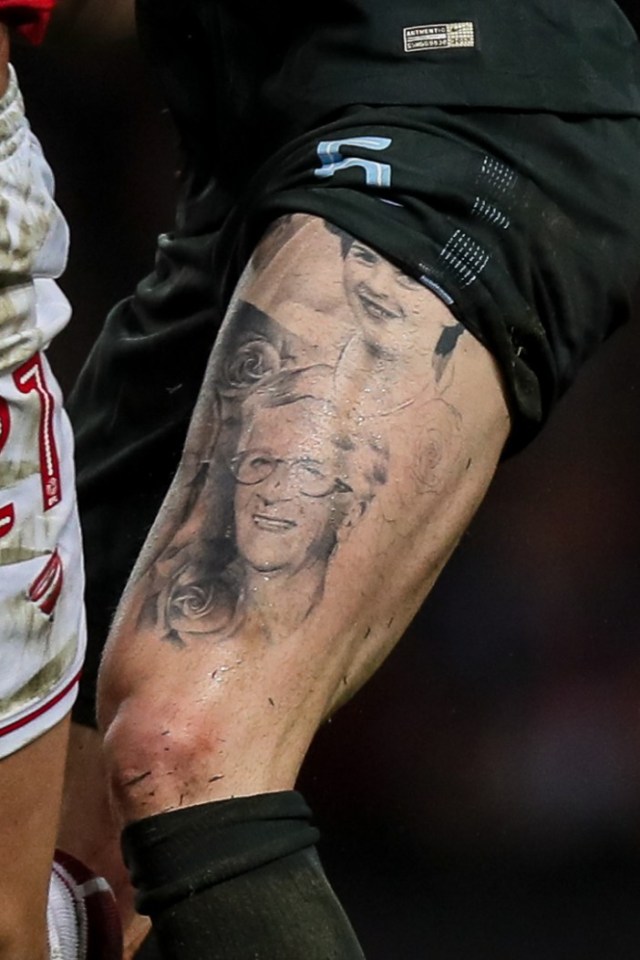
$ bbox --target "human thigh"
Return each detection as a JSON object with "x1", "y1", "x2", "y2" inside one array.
[{"x1": 98, "y1": 215, "x2": 510, "y2": 820}]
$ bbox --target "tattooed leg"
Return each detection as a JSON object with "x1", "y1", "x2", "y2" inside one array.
[{"x1": 98, "y1": 214, "x2": 510, "y2": 955}]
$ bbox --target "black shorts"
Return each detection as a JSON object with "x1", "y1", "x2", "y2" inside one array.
[
  {"x1": 70, "y1": 7, "x2": 640, "y2": 725},
  {"x1": 215, "y1": 104, "x2": 640, "y2": 447}
]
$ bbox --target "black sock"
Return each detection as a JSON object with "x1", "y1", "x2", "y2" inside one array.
[{"x1": 123, "y1": 791, "x2": 365, "y2": 959}]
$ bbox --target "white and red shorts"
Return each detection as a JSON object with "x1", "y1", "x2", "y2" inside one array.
[{"x1": 0, "y1": 65, "x2": 85, "y2": 759}]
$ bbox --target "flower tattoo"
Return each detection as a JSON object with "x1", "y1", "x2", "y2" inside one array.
[
  {"x1": 165, "y1": 561, "x2": 236, "y2": 641},
  {"x1": 218, "y1": 336, "x2": 282, "y2": 398}
]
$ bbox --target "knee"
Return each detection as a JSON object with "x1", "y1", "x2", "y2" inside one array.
[
  {"x1": 97, "y1": 631, "x2": 238, "y2": 821},
  {"x1": 97, "y1": 605, "x2": 323, "y2": 820},
  {"x1": 101, "y1": 690, "x2": 231, "y2": 822},
  {"x1": 99, "y1": 658, "x2": 312, "y2": 821}
]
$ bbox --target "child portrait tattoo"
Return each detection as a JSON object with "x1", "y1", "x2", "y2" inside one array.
[{"x1": 137, "y1": 218, "x2": 467, "y2": 647}]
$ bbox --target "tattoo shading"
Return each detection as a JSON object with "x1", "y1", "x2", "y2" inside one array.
[
  {"x1": 433, "y1": 323, "x2": 465, "y2": 381},
  {"x1": 139, "y1": 219, "x2": 465, "y2": 646},
  {"x1": 140, "y1": 303, "x2": 390, "y2": 642},
  {"x1": 411, "y1": 400, "x2": 463, "y2": 495}
]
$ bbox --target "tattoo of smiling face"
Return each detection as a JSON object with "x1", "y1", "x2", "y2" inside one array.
[
  {"x1": 143, "y1": 218, "x2": 468, "y2": 646},
  {"x1": 230, "y1": 369, "x2": 388, "y2": 587},
  {"x1": 342, "y1": 238, "x2": 428, "y2": 357},
  {"x1": 325, "y1": 223, "x2": 466, "y2": 381},
  {"x1": 147, "y1": 317, "x2": 389, "y2": 644}
]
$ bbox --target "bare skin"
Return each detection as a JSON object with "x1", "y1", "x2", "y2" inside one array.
[
  {"x1": 0, "y1": 716, "x2": 69, "y2": 960},
  {"x1": 97, "y1": 215, "x2": 510, "y2": 845},
  {"x1": 60, "y1": 724, "x2": 149, "y2": 959}
]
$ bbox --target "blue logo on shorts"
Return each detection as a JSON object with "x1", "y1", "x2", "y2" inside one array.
[{"x1": 314, "y1": 137, "x2": 393, "y2": 188}]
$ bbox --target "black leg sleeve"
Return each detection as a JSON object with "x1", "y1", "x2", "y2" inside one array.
[{"x1": 122, "y1": 791, "x2": 365, "y2": 960}]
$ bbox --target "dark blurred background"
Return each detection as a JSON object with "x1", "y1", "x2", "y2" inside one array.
[{"x1": 13, "y1": 10, "x2": 640, "y2": 958}]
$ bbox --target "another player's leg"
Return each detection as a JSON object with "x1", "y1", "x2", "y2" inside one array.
[
  {"x1": 59, "y1": 723, "x2": 149, "y2": 959},
  {"x1": 97, "y1": 215, "x2": 510, "y2": 957},
  {"x1": 2, "y1": 719, "x2": 120, "y2": 960},
  {"x1": 0, "y1": 721, "x2": 69, "y2": 959},
  {"x1": 0, "y1": 34, "x2": 121, "y2": 960}
]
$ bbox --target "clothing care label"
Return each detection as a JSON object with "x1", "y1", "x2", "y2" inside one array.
[{"x1": 403, "y1": 21, "x2": 476, "y2": 52}]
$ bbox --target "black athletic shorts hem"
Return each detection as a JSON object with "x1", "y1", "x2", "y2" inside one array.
[{"x1": 214, "y1": 104, "x2": 640, "y2": 454}]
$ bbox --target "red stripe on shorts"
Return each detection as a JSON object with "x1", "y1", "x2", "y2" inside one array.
[{"x1": 0, "y1": 667, "x2": 82, "y2": 738}]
